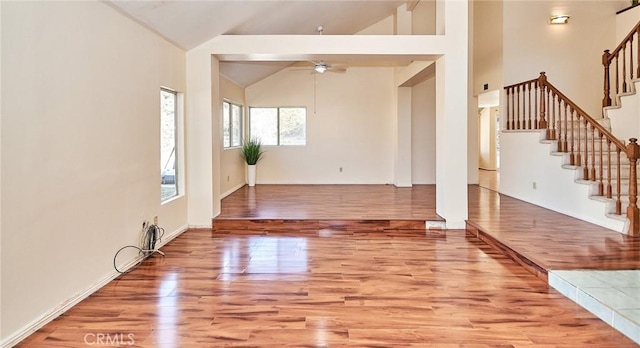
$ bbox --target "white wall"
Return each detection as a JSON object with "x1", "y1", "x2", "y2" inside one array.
[
  {"x1": 412, "y1": 0, "x2": 436, "y2": 35},
  {"x1": 473, "y1": 0, "x2": 503, "y2": 96},
  {"x1": 1, "y1": 1, "x2": 187, "y2": 344},
  {"x1": 245, "y1": 67, "x2": 395, "y2": 184},
  {"x1": 357, "y1": 14, "x2": 394, "y2": 35},
  {"x1": 411, "y1": 77, "x2": 436, "y2": 184},
  {"x1": 503, "y1": 0, "x2": 623, "y2": 118},
  {"x1": 220, "y1": 76, "x2": 247, "y2": 197},
  {"x1": 616, "y1": 5, "x2": 640, "y2": 43}
]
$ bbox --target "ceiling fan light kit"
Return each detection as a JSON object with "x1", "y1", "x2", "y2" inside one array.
[{"x1": 314, "y1": 63, "x2": 327, "y2": 74}]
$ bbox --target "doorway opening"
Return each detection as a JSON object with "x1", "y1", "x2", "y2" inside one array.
[{"x1": 478, "y1": 89, "x2": 500, "y2": 191}]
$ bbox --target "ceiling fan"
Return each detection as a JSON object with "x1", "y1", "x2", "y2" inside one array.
[
  {"x1": 289, "y1": 26, "x2": 348, "y2": 74},
  {"x1": 291, "y1": 60, "x2": 348, "y2": 74}
]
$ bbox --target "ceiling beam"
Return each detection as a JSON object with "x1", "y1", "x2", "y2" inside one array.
[{"x1": 206, "y1": 35, "x2": 446, "y2": 62}]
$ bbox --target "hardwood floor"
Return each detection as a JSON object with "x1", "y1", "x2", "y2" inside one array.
[
  {"x1": 217, "y1": 184, "x2": 441, "y2": 220},
  {"x1": 16, "y1": 184, "x2": 640, "y2": 347},
  {"x1": 18, "y1": 229, "x2": 636, "y2": 347},
  {"x1": 468, "y1": 185, "x2": 640, "y2": 277}
]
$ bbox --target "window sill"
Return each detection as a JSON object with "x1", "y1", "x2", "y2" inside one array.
[{"x1": 161, "y1": 194, "x2": 183, "y2": 205}]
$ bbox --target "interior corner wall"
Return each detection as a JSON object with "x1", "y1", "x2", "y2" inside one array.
[
  {"x1": 220, "y1": 76, "x2": 247, "y2": 196},
  {"x1": 411, "y1": 77, "x2": 436, "y2": 184},
  {"x1": 245, "y1": 67, "x2": 395, "y2": 184},
  {"x1": 503, "y1": 0, "x2": 621, "y2": 117},
  {"x1": 1, "y1": 1, "x2": 187, "y2": 343}
]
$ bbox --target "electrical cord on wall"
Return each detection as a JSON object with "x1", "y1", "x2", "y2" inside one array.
[{"x1": 113, "y1": 223, "x2": 165, "y2": 274}]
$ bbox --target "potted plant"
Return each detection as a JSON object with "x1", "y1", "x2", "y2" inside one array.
[{"x1": 240, "y1": 137, "x2": 265, "y2": 187}]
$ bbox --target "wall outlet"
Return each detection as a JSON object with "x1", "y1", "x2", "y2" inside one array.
[
  {"x1": 339, "y1": 167, "x2": 343, "y2": 172},
  {"x1": 533, "y1": 182, "x2": 537, "y2": 189},
  {"x1": 153, "y1": 216, "x2": 158, "y2": 225}
]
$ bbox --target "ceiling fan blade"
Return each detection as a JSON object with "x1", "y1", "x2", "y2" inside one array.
[{"x1": 327, "y1": 67, "x2": 347, "y2": 73}]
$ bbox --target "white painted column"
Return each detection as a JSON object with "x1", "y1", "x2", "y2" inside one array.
[
  {"x1": 395, "y1": 3, "x2": 412, "y2": 35},
  {"x1": 435, "y1": 0, "x2": 469, "y2": 228},
  {"x1": 395, "y1": 87, "x2": 413, "y2": 187},
  {"x1": 211, "y1": 58, "x2": 222, "y2": 218},
  {"x1": 393, "y1": 3, "x2": 413, "y2": 187},
  {"x1": 186, "y1": 48, "x2": 214, "y2": 227},
  {"x1": 467, "y1": 0, "x2": 479, "y2": 185}
]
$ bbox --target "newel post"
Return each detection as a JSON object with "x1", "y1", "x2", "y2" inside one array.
[
  {"x1": 626, "y1": 138, "x2": 639, "y2": 236},
  {"x1": 538, "y1": 72, "x2": 548, "y2": 130},
  {"x1": 603, "y1": 50, "x2": 612, "y2": 108}
]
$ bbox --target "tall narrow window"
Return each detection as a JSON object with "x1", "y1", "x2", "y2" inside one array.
[
  {"x1": 161, "y1": 88, "x2": 178, "y2": 202},
  {"x1": 223, "y1": 100, "x2": 243, "y2": 148}
]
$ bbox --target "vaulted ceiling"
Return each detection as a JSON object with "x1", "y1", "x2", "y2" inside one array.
[{"x1": 107, "y1": 0, "x2": 409, "y2": 86}]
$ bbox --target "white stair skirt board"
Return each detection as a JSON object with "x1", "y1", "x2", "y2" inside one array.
[{"x1": 500, "y1": 130, "x2": 627, "y2": 233}]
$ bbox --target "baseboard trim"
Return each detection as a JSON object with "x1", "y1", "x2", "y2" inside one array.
[
  {"x1": 221, "y1": 183, "x2": 246, "y2": 199},
  {"x1": 0, "y1": 224, "x2": 189, "y2": 348}
]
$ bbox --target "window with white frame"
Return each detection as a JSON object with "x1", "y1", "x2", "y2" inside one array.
[
  {"x1": 223, "y1": 100, "x2": 243, "y2": 148},
  {"x1": 160, "y1": 88, "x2": 178, "y2": 202},
  {"x1": 249, "y1": 107, "x2": 306, "y2": 146}
]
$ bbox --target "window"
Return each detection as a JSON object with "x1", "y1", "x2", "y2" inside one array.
[
  {"x1": 161, "y1": 88, "x2": 178, "y2": 202},
  {"x1": 249, "y1": 107, "x2": 306, "y2": 145},
  {"x1": 223, "y1": 101, "x2": 243, "y2": 148}
]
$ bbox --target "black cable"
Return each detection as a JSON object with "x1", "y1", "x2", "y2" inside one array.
[
  {"x1": 113, "y1": 224, "x2": 165, "y2": 274},
  {"x1": 113, "y1": 245, "x2": 145, "y2": 274}
]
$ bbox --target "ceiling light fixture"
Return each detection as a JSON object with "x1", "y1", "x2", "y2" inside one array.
[
  {"x1": 550, "y1": 15, "x2": 570, "y2": 24},
  {"x1": 314, "y1": 63, "x2": 327, "y2": 74}
]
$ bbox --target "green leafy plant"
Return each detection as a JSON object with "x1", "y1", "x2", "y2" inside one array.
[{"x1": 240, "y1": 137, "x2": 265, "y2": 165}]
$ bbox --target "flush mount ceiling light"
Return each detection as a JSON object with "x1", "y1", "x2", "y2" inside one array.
[{"x1": 550, "y1": 15, "x2": 570, "y2": 24}]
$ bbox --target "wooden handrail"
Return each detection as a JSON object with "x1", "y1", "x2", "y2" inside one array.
[
  {"x1": 505, "y1": 72, "x2": 639, "y2": 236},
  {"x1": 544, "y1": 79, "x2": 627, "y2": 151},
  {"x1": 504, "y1": 77, "x2": 539, "y2": 90},
  {"x1": 603, "y1": 21, "x2": 640, "y2": 107}
]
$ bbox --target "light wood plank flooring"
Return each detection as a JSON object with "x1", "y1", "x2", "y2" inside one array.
[{"x1": 16, "y1": 184, "x2": 640, "y2": 347}]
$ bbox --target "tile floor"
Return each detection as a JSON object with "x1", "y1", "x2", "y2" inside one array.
[{"x1": 549, "y1": 270, "x2": 640, "y2": 344}]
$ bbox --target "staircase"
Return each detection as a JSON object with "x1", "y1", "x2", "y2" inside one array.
[{"x1": 503, "y1": 72, "x2": 640, "y2": 236}]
